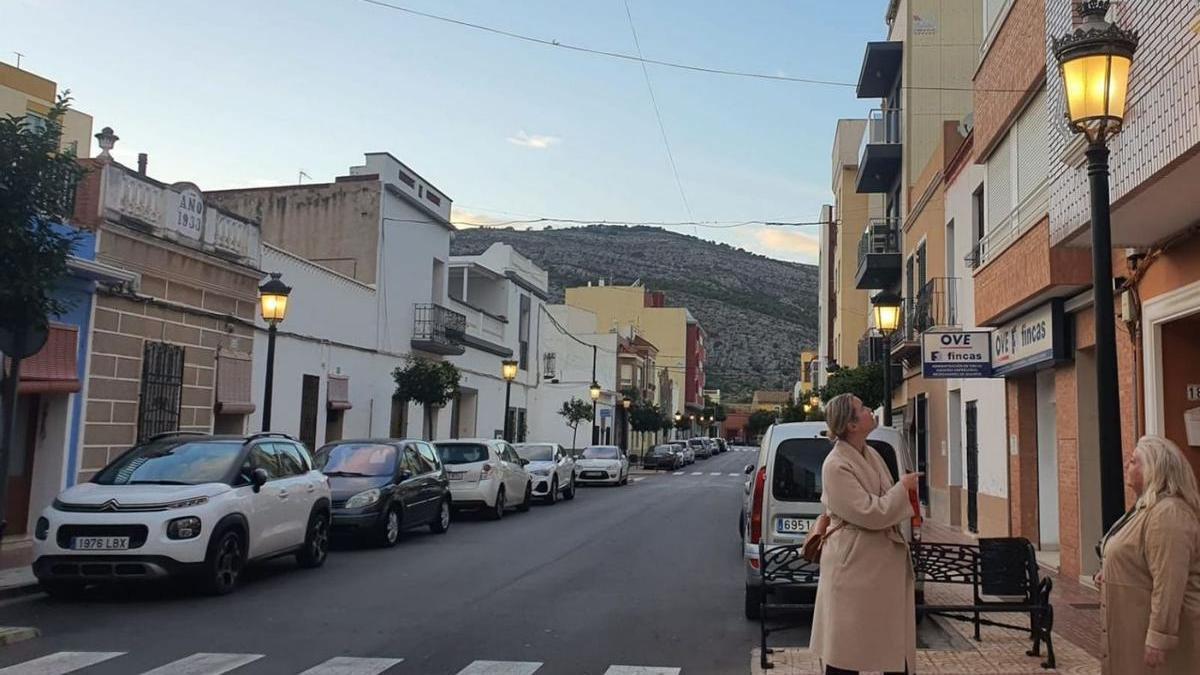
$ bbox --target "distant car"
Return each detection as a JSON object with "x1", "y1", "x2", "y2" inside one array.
[
  {"x1": 714, "y1": 438, "x2": 729, "y2": 454},
  {"x1": 435, "y1": 439, "x2": 533, "y2": 519},
  {"x1": 673, "y1": 442, "x2": 695, "y2": 465},
  {"x1": 514, "y1": 442, "x2": 577, "y2": 504},
  {"x1": 643, "y1": 444, "x2": 682, "y2": 470},
  {"x1": 703, "y1": 438, "x2": 720, "y2": 456},
  {"x1": 574, "y1": 445, "x2": 629, "y2": 485},
  {"x1": 33, "y1": 432, "x2": 331, "y2": 598},
  {"x1": 688, "y1": 438, "x2": 712, "y2": 459},
  {"x1": 314, "y1": 439, "x2": 451, "y2": 547}
]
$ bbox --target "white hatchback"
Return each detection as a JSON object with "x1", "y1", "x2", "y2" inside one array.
[
  {"x1": 435, "y1": 439, "x2": 533, "y2": 519},
  {"x1": 32, "y1": 432, "x2": 332, "y2": 598},
  {"x1": 574, "y1": 445, "x2": 629, "y2": 486}
]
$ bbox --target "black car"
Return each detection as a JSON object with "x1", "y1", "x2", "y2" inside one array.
[
  {"x1": 642, "y1": 444, "x2": 681, "y2": 470},
  {"x1": 314, "y1": 439, "x2": 452, "y2": 547}
]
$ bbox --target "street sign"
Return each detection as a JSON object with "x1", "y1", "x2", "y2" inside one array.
[
  {"x1": 599, "y1": 408, "x2": 611, "y2": 420},
  {"x1": 922, "y1": 331, "x2": 992, "y2": 378}
]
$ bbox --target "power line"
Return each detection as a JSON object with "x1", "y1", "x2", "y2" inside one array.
[{"x1": 354, "y1": 0, "x2": 1035, "y2": 94}]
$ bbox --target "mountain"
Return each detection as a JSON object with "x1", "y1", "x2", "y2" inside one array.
[{"x1": 449, "y1": 225, "x2": 819, "y2": 403}]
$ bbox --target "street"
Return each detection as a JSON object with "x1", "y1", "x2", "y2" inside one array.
[{"x1": 0, "y1": 450, "x2": 776, "y2": 675}]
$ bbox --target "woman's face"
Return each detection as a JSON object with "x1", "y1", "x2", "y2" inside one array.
[
  {"x1": 848, "y1": 396, "x2": 877, "y2": 436},
  {"x1": 1126, "y1": 451, "x2": 1145, "y2": 496}
]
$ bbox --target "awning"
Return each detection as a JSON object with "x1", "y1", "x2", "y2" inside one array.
[
  {"x1": 327, "y1": 374, "x2": 352, "y2": 411},
  {"x1": 215, "y1": 350, "x2": 256, "y2": 415},
  {"x1": 16, "y1": 324, "x2": 81, "y2": 394}
]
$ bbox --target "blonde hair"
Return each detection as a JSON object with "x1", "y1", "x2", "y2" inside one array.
[
  {"x1": 825, "y1": 393, "x2": 860, "y2": 440},
  {"x1": 1134, "y1": 435, "x2": 1200, "y2": 518}
]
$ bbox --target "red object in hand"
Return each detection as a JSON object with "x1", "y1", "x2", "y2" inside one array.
[{"x1": 909, "y1": 488, "x2": 923, "y2": 530}]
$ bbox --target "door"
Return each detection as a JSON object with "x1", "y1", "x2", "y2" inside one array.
[
  {"x1": 299, "y1": 375, "x2": 320, "y2": 451},
  {"x1": 416, "y1": 442, "x2": 447, "y2": 517},
  {"x1": 966, "y1": 401, "x2": 980, "y2": 534},
  {"x1": 274, "y1": 441, "x2": 318, "y2": 546},
  {"x1": 243, "y1": 443, "x2": 288, "y2": 556},
  {"x1": 1036, "y1": 368, "x2": 1060, "y2": 550},
  {"x1": 5, "y1": 395, "x2": 39, "y2": 535},
  {"x1": 399, "y1": 444, "x2": 433, "y2": 523},
  {"x1": 500, "y1": 443, "x2": 526, "y2": 499},
  {"x1": 916, "y1": 394, "x2": 929, "y2": 505}
]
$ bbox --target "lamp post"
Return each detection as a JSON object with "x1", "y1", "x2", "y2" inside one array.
[
  {"x1": 589, "y1": 380, "x2": 602, "y2": 444},
  {"x1": 674, "y1": 411, "x2": 682, "y2": 441},
  {"x1": 621, "y1": 396, "x2": 632, "y2": 454},
  {"x1": 872, "y1": 290, "x2": 902, "y2": 427},
  {"x1": 689, "y1": 413, "x2": 696, "y2": 439},
  {"x1": 258, "y1": 272, "x2": 291, "y2": 432},
  {"x1": 1053, "y1": 0, "x2": 1138, "y2": 531},
  {"x1": 501, "y1": 359, "x2": 519, "y2": 442}
]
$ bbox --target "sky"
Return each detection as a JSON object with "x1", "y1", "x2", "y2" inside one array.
[{"x1": 3, "y1": 0, "x2": 890, "y2": 264}]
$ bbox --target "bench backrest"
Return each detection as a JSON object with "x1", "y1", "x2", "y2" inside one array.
[{"x1": 760, "y1": 543, "x2": 820, "y2": 585}]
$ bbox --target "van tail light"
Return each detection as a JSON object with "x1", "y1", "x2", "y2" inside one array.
[
  {"x1": 749, "y1": 465, "x2": 767, "y2": 544},
  {"x1": 481, "y1": 463, "x2": 495, "y2": 478}
]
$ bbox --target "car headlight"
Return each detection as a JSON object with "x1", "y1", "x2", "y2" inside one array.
[
  {"x1": 345, "y1": 488, "x2": 382, "y2": 509},
  {"x1": 35, "y1": 517, "x2": 50, "y2": 541},
  {"x1": 531, "y1": 468, "x2": 551, "y2": 476},
  {"x1": 167, "y1": 496, "x2": 208, "y2": 509},
  {"x1": 167, "y1": 516, "x2": 202, "y2": 540}
]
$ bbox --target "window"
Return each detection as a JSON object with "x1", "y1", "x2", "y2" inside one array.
[
  {"x1": 771, "y1": 439, "x2": 833, "y2": 502},
  {"x1": 93, "y1": 440, "x2": 243, "y2": 486},
  {"x1": 245, "y1": 444, "x2": 281, "y2": 480},
  {"x1": 543, "y1": 352, "x2": 557, "y2": 378},
  {"x1": 274, "y1": 443, "x2": 308, "y2": 476},
  {"x1": 515, "y1": 443, "x2": 554, "y2": 461},
  {"x1": 436, "y1": 442, "x2": 490, "y2": 464},
  {"x1": 416, "y1": 442, "x2": 442, "y2": 471},
  {"x1": 390, "y1": 398, "x2": 408, "y2": 438},
  {"x1": 401, "y1": 445, "x2": 424, "y2": 476},
  {"x1": 137, "y1": 341, "x2": 184, "y2": 442},
  {"x1": 971, "y1": 184, "x2": 985, "y2": 262},
  {"x1": 315, "y1": 443, "x2": 397, "y2": 476},
  {"x1": 518, "y1": 295, "x2": 531, "y2": 369}
]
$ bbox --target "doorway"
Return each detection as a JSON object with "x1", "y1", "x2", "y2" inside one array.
[
  {"x1": 5, "y1": 395, "x2": 40, "y2": 536},
  {"x1": 1036, "y1": 368, "x2": 1060, "y2": 561},
  {"x1": 916, "y1": 393, "x2": 929, "y2": 506},
  {"x1": 300, "y1": 375, "x2": 319, "y2": 451},
  {"x1": 966, "y1": 400, "x2": 980, "y2": 534}
]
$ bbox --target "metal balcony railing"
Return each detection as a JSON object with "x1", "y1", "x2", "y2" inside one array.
[
  {"x1": 889, "y1": 305, "x2": 917, "y2": 351},
  {"x1": 859, "y1": 107, "x2": 903, "y2": 157},
  {"x1": 857, "y1": 217, "x2": 901, "y2": 267},
  {"x1": 913, "y1": 277, "x2": 960, "y2": 332},
  {"x1": 412, "y1": 303, "x2": 466, "y2": 353},
  {"x1": 858, "y1": 333, "x2": 887, "y2": 366}
]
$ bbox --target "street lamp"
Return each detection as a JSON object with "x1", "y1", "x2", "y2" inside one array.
[
  {"x1": 872, "y1": 290, "x2": 902, "y2": 427},
  {"x1": 804, "y1": 403, "x2": 812, "y2": 415},
  {"x1": 258, "y1": 272, "x2": 291, "y2": 431},
  {"x1": 501, "y1": 359, "x2": 519, "y2": 442},
  {"x1": 809, "y1": 394, "x2": 821, "y2": 409},
  {"x1": 621, "y1": 396, "x2": 632, "y2": 452},
  {"x1": 1053, "y1": 0, "x2": 1138, "y2": 531},
  {"x1": 589, "y1": 380, "x2": 602, "y2": 444}
]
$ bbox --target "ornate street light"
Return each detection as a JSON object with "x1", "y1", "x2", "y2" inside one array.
[
  {"x1": 1053, "y1": 0, "x2": 1138, "y2": 531},
  {"x1": 501, "y1": 359, "x2": 519, "y2": 442},
  {"x1": 258, "y1": 272, "x2": 292, "y2": 431},
  {"x1": 621, "y1": 396, "x2": 632, "y2": 453},
  {"x1": 589, "y1": 380, "x2": 602, "y2": 444},
  {"x1": 872, "y1": 290, "x2": 902, "y2": 428}
]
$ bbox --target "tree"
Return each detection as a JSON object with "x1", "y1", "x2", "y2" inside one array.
[
  {"x1": 392, "y1": 356, "x2": 460, "y2": 441},
  {"x1": 821, "y1": 362, "x2": 885, "y2": 411},
  {"x1": 778, "y1": 400, "x2": 807, "y2": 423},
  {"x1": 558, "y1": 397, "x2": 593, "y2": 450},
  {"x1": 629, "y1": 402, "x2": 663, "y2": 459},
  {"x1": 747, "y1": 410, "x2": 776, "y2": 440}
]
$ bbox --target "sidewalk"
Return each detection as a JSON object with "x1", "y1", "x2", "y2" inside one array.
[
  {"x1": 751, "y1": 521, "x2": 1104, "y2": 674},
  {"x1": 0, "y1": 541, "x2": 39, "y2": 646}
]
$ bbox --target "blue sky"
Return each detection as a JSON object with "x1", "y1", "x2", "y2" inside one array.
[{"x1": 3, "y1": 0, "x2": 889, "y2": 264}]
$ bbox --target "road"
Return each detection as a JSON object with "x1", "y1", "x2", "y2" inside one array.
[{"x1": 0, "y1": 448, "x2": 791, "y2": 675}]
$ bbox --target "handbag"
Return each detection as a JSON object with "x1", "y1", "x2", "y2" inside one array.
[{"x1": 801, "y1": 519, "x2": 845, "y2": 564}]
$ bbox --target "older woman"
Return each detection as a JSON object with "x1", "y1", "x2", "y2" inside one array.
[
  {"x1": 1099, "y1": 435, "x2": 1200, "y2": 674},
  {"x1": 810, "y1": 393, "x2": 921, "y2": 675}
]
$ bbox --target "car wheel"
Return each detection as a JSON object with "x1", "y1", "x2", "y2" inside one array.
[
  {"x1": 563, "y1": 475, "x2": 576, "y2": 500},
  {"x1": 546, "y1": 477, "x2": 558, "y2": 504},
  {"x1": 744, "y1": 585, "x2": 763, "y2": 620},
  {"x1": 489, "y1": 487, "x2": 506, "y2": 520},
  {"x1": 202, "y1": 528, "x2": 245, "y2": 596},
  {"x1": 377, "y1": 505, "x2": 401, "y2": 548},
  {"x1": 40, "y1": 580, "x2": 86, "y2": 601},
  {"x1": 517, "y1": 482, "x2": 532, "y2": 512},
  {"x1": 429, "y1": 498, "x2": 451, "y2": 534},
  {"x1": 297, "y1": 509, "x2": 330, "y2": 568}
]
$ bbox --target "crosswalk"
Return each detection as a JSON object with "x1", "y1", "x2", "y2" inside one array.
[{"x1": 0, "y1": 652, "x2": 683, "y2": 675}]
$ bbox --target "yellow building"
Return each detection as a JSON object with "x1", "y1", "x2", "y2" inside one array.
[
  {"x1": 1, "y1": 61, "x2": 93, "y2": 156},
  {"x1": 564, "y1": 283, "x2": 705, "y2": 415},
  {"x1": 826, "y1": 120, "x2": 877, "y2": 371}
]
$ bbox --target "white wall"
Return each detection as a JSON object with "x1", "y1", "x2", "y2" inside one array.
[{"x1": 528, "y1": 305, "x2": 618, "y2": 448}]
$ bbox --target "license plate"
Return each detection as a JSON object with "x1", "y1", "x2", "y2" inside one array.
[
  {"x1": 775, "y1": 518, "x2": 814, "y2": 535},
  {"x1": 72, "y1": 536, "x2": 130, "y2": 551},
  {"x1": 447, "y1": 471, "x2": 466, "y2": 481}
]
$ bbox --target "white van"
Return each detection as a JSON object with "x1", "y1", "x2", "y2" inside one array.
[{"x1": 741, "y1": 421, "x2": 918, "y2": 619}]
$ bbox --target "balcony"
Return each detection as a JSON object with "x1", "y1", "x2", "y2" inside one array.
[
  {"x1": 856, "y1": 41, "x2": 902, "y2": 99},
  {"x1": 411, "y1": 303, "x2": 466, "y2": 355},
  {"x1": 858, "y1": 333, "x2": 887, "y2": 366},
  {"x1": 889, "y1": 305, "x2": 920, "y2": 361},
  {"x1": 913, "y1": 278, "x2": 960, "y2": 333},
  {"x1": 856, "y1": 108, "x2": 902, "y2": 194},
  {"x1": 855, "y1": 218, "x2": 902, "y2": 289}
]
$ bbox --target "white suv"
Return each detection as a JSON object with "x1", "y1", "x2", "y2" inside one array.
[
  {"x1": 33, "y1": 432, "x2": 332, "y2": 598},
  {"x1": 514, "y1": 442, "x2": 577, "y2": 504},
  {"x1": 435, "y1": 439, "x2": 533, "y2": 519}
]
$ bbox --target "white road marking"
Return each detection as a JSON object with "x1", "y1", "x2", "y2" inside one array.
[
  {"x1": 691, "y1": 471, "x2": 703, "y2": 475},
  {"x1": 454, "y1": 661, "x2": 542, "y2": 675},
  {"x1": 0, "y1": 652, "x2": 126, "y2": 675},
  {"x1": 604, "y1": 668, "x2": 682, "y2": 675},
  {"x1": 673, "y1": 471, "x2": 684, "y2": 476},
  {"x1": 727, "y1": 472, "x2": 741, "y2": 476},
  {"x1": 631, "y1": 476, "x2": 645, "y2": 482},
  {"x1": 298, "y1": 657, "x2": 405, "y2": 674},
  {"x1": 138, "y1": 653, "x2": 262, "y2": 675},
  {"x1": 709, "y1": 472, "x2": 722, "y2": 476}
]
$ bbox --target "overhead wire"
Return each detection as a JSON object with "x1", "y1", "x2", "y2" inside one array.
[{"x1": 386, "y1": 216, "x2": 834, "y2": 229}]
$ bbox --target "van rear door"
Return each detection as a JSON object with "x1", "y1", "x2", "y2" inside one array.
[{"x1": 765, "y1": 438, "x2": 835, "y2": 546}]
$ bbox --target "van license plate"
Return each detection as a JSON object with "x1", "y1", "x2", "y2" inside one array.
[
  {"x1": 775, "y1": 518, "x2": 814, "y2": 535},
  {"x1": 72, "y1": 536, "x2": 130, "y2": 551}
]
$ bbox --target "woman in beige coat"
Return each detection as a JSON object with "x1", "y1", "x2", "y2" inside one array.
[
  {"x1": 1098, "y1": 434, "x2": 1200, "y2": 674},
  {"x1": 810, "y1": 393, "x2": 921, "y2": 674}
]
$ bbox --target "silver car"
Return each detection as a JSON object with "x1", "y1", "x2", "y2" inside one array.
[{"x1": 672, "y1": 442, "x2": 695, "y2": 465}]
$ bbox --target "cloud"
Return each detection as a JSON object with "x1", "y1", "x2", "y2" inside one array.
[
  {"x1": 753, "y1": 228, "x2": 820, "y2": 260},
  {"x1": 451, "y1": 207, "x2": 518, "y2": 229},
  {"x1": 507, "y1": 130, "x2": 561, "y2": 149}
]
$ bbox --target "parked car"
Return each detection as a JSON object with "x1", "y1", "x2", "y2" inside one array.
[
  {"x1": 741, "y1": 422, "x2": 917, "y2": 619},
  {"x1": 714, "y1": 438, "x2": 729, "y2": 454},
  {"x1": 32, "y1": 431, "x2": 332, "y2": 598},
  {"x1": 514, "y1": 442, "x2": 577, "y2": 504},
  {"x1": 673, "y1": 442, "x2": 695, "y2": 465},
  {"x1": 435, "y1": 439, "x2": 532, "y2": 519},
  {"x1": 642, "y1": 444, "x2": 682, "y2": 470},
  {"x1": 574, "y1": 445, "x2": 629, "y2": 485},
  {"x1": 703, "y1": 438, "x2": 720, "y2": 456},
  {"x1": 688, "y1": 437, "x2": 712, "y2": 459},
  {"x1": 314, "y1": 439, "x2": 451, "y2": 547}
]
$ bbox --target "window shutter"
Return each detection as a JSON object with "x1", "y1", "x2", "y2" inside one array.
[
  {"x1": 1015, "y1": 89, "x2": 1049, "y2": 204},
  {"x1": 986, "y1": 135, "x2": 1012, "y2": 235}
]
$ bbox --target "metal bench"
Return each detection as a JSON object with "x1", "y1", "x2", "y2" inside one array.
[{"x1": 756, "y1": 537, "x2": 1055, "y2": 670}]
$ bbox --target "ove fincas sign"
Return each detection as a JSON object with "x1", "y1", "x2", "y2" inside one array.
[
  {"x1": 991, "y1": 301, "x2": 1068, "y2": 377},
  {"x1": 922, "y1": 331, "x2": 992, "y2": 378}
]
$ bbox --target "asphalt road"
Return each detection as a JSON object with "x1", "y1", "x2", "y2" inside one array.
[{"x1": 0, "y1": 448, "x2": 792, "y2": 675}]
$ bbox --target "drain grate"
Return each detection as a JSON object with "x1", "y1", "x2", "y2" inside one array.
[{"x1": 1070, "y1": 602, "x2": 1101, "y2": 610}]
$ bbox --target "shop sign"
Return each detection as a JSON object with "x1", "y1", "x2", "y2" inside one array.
[
  {"x1": 991, "y1": 301, "x2": 1069, "y2": 377},
  {"x1": 922, "y1": 330, "x2": 992, "y2": 378}
]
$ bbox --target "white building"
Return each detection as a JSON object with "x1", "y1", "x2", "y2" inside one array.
[{"x1": 529, "y1": 305, "x2": 618, "y2": 450}]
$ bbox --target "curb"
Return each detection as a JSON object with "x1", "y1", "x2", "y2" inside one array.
[
  {"x1": 0, "y1": 582, "x2": 42, "y2": 602},
  {"x1": 0, "y1": 626, "x2": 40, "y2": 646}
]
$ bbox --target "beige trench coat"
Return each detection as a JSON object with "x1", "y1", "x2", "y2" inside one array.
[
  {"x1": 1100, "y1": 496, "x2": 1200, "y2": 675},
  {"x1": 810, "y1": 440, "x2": 916, "y2": 673}
]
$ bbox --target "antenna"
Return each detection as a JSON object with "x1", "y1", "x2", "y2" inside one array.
[
  {"x1": 298, "y1": 170, "x2": 311, "y2": 184},
  {"x1": 13, "y1": 52, "x2": 24, "y2": 69}
]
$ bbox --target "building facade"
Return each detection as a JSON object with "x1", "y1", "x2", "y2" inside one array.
[{"x1": 0, "y1": 61, "x2": 93, "y2": 156}]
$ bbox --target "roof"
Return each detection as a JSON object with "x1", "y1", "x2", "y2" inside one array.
[{"x1": 752, "y1": 390, "x2": 792, "y2": 404}]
